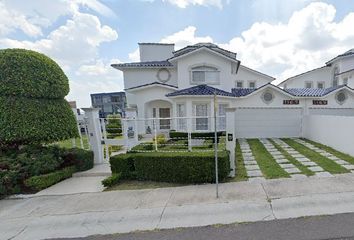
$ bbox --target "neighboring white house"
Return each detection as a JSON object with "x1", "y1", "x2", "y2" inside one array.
[
  {"x1": 112, "y1": 43, "x2": 354, "y2": 138},
  {"x1": 278, "y1": 49, "x2": 354, "y2": 89}
]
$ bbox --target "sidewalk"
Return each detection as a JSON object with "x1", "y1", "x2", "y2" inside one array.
[{"x1": 2, "y1": 173, "x2": 354, "y2": 240}]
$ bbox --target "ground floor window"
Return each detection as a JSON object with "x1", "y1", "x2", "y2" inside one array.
[
  {"x1": 159, "y1": 108, "x2": 170, "y2": 129},
  {"x1": 218, "y1": 104, "x2": 227, "y2": 130},
  {"x1": 195, "y1": 103, "x2": 208, "y2": 131},
  {"x1": 176, "y1": 103, "x2": 186, "y2": 131}
]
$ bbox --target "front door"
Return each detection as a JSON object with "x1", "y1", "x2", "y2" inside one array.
[{"x1": 159, "y1": 108, "x2": 170, "y2": 129}]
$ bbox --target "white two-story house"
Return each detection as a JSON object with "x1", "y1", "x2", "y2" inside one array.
[
  {"x1": 279, "y1": 49, "x2": 354, "y2": 89},
  {"x1": 112, "y1": 43, "x2": 354, "y2": 138}
]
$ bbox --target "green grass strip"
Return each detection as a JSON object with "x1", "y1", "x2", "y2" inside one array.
[
  {"x1": 283, "y1": 138, "x2": 349, "y2": 174},
  {"x1": 230, "y1": 140, "x2": 248, "y2": 182},
  {"x1": 269, "y1": 139, "x2": 314, "y2": 176},
  {"x1": 248, "y1": 139, "x2": 290, "y2": 179},
  {"x1": 302, "y1": 138, "x2": 354, "y2": 165}
]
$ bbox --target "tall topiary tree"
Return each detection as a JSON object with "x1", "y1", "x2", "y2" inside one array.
[{"x1": 0, "y1": 49, "x2": 78, "y2": 148}]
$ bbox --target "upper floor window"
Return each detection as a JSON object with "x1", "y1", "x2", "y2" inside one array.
[
  {"x1": 191, "y1": 66, "x2": 220, "y2": 84},
  {"x1": 343, "y1": 77, "x2": 348, "y2": 85},
  {"x1": 333, "y1": 66, "x2": 339, "y2": 87},
  {"x1": 317, "y1": 82, "x2": 325, "y2": 89},
  {"x1": 249, "y1": 81, "x2": 256, "y2": 88},
  {"x1": 305, "y1": 81, "x2": 313, "y2": 88},
  {"x1": 236, "y1": 81, "x2": 243, "y2": 88}
]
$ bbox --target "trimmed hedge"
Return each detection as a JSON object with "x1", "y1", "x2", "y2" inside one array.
[
  {"x1": 24, "y1": 166, "x2": 75, "y2": 191},
  {"x1": 0, "y1": 49, "x2": 78, "y2": 146},
  {"x1": 62, "y1": 148, "x2": 94, "y2": 172},
  {"x1": 169, "y1": 131, "x2": 225, "y2": 142},
  {"x1": 0, "y1": 49, "x2": 69, "y2": 98},
  {"x1": 102, "y1": 173, "x2": 122, "y2": 187},
  {"x1": 110, "y1": 151, "x2": 230, "y2": 184}
]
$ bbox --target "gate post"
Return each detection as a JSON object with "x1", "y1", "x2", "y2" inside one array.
[
  {"x1": 82, "y1": 108, "x2": 104, "y2": 164},
  {"x1": 225, "y1": 107, "x2": 236, "y2": 177},
  {"x1": 125, "y1": 107, "x2": 139, "y2": 150}
]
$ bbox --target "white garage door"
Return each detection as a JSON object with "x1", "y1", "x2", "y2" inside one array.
[{"x1": 236, "y1": 108, "x2": 303, "y2": 138}]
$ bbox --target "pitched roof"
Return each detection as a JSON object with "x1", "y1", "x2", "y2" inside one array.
[
  {"x1": 166, "y1": 85, "x2": 234, "y2": 97},
  {"x1": 125, "y1": 82, "x2": 178, "y2": 91},
  {"x1": 277, "y1": 66, "x2": 329, "y2": 86},
  {"x1": 170, "y1": 43, "x2": 237, "y2": 61},
  {"x1": 326, "y1": 48, "x2": 354, "y2": 65},
  {"x1": 283, "y1": 85, "x2": 346, "y2": 97},
  {"x1": 231, "y1": 88, "x2": 257, "y2": 97},
  {"x1": 111, "y1": 60, "x2": 173, "y2": 69}
]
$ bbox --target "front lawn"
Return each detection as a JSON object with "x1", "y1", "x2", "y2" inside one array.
[
  {"x1": 283, "y1": 139, "x2": 349, "y2": 174},
  {"x1": 269, "y1": 139, "x2": 314, "y2": 176},
  {"x1": 302, "y1": 138, "x2": 354, "y2": 165},
  {"x1": 229, "y1": 140, "x2": 248, "y2": 182},
  {"x1": 248, "y1": 139, "x2": 290, "y2": 179}
]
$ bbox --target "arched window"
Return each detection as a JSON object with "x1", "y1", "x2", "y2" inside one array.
[
  {"x1": 333, "y1": 66, "x2": 339, "y2": 87},
  {"x1": 191, "y1": 65, "x2": 220, "y2": 84}
]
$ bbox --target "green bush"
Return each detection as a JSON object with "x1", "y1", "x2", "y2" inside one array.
[
  {"x1": 62, "y1": 148, "x2": 94, "y2": 172},
  {"x1": 106, "y1": 114, "x2": 122, "y2": 137},
  {"x1": 110, "y1": 154, "x2": 136, "y2": 179},
  {"x1": 110, "y1": 151, "x2": 230, "y2": 184},
  {"x1": 24, "y1": 166, "x2": 75, "y2": 191},
  {"x1": 102, "y1": 173, "x2": 121, "y2": 187},
  {"x1": 153, "y1": 134, "x2": 167, "y2": 144},
  {"x1": 0, "y1": 49, "x2": 78, "y2": 146},
  {"x1": 169, "y1": 131, "x2": 225, "y2": 143},
  {"x1": 0, "y1": 169, "x2": 21, "y2": 197}
]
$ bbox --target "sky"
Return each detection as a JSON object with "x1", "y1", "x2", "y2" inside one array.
[{"x1": 1, "y1": 0, "x2": 354, "y2": 107}]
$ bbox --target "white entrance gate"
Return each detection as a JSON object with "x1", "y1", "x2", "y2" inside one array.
[{"x1": 235, "y1": 107, "x2": 303, "y2": 138}]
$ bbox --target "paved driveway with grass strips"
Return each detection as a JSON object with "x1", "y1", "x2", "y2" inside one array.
[{"x1": 238, "y1": 138, "x2": 354, "y2": 182}]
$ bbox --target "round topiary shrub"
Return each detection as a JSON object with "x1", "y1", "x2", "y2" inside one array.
[{"x1": 0, "y1": 49, "x2": 78, "y2": 147}]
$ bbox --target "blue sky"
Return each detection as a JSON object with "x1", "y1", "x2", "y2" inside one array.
[{"x1": 1, "y1": 0, "x2": 354, "y2": 107}]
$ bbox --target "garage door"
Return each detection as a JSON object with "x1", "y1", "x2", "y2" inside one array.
[{"x1": 235, "y1": 107, "x2": 303, "y2": 138}]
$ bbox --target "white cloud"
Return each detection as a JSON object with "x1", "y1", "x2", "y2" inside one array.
[
  {"x1": 163, "y1": 0, "x2": 223, "y2": 9},
  {"x1": 0, "y1": 1, "x2": 43, "y2": 37},
  {"x1": 129, "y1": 26, "x2": 213, "y2": 61},
  {"x1": 219, "y1": 2, "x2": 354, "y2": 83},
  {"x1": 0, "y1": 12, "x2": 118, "y2": 69},
  {"x1": 0, "y1": 0, "x2": 116, "y2": 38}
]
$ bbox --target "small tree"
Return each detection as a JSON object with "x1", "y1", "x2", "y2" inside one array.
[
  {"x1": 106, "y1": 114, "x2": 122, "y2": 138},
  {"x1": 0, "y1": 49, "x2": 78, "y2": 148}
]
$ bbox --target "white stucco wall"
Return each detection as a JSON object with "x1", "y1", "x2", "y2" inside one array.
[
  {"x1": 280, "y1": 67, "x2": 331, "y2": 89},
  {"x1": 174, "y1": 50, "x2": 273, "y2": 91},
  {"x1": 235, "y1": 65, "x2": 273, "y2": 89},
  {"x1": 123, "y1": 68, "x2": 177, "y2": 89},
  {"x1": 139, "y1": 44, "x2": 174, "y2": 62},
  {"x1": 303, "y1": 115, "x2": 354, "y2": 156}
]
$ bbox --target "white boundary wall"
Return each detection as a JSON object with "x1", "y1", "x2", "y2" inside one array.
[{"x1": 303, "y1": 115, "x2": 354, "y2": 156}]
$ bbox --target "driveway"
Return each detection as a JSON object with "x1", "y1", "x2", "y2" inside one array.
[{"x1": 2, "y1": 172, "x2": 354, "y2": 240}]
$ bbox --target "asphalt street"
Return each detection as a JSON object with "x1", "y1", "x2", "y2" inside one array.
[{"x1": 54, "y1": 212, "x2": 354, "y2": 240}]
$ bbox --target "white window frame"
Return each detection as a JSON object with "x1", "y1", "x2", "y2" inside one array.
[
  {"x1": 193, "y1": 103, "x2": 210, "y2": 131},
  {"x1": 317, "y1": 81, "x2": 325, "y2": 89},
  {"x1": 305, "y1": 81, "x2": 313, "y2": 88},
  {"x1": 218, "y1": 103, "x2": 228, "y2": 131},
  {"x1": 343, "y1": 77, "x2": 348, "y2": 85},
  {"x1": 248, "y1": 81, "x2": 256, "y2": 89},
  {"x1": 236, "y1": 81, "x2": 244, "y2": 88},
  {"x1": 176, "y1": 103, "x2": 186, "y2": 131},
  {"x1": 190, "y1": 66, "x2": 220, "y2": 85}
]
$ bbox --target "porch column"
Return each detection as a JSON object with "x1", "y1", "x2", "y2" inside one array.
[
  {"x1": 82, "y1": 108, "x2": 104, "y2": 164},
  {"x1": 225, "y1": 107, "x2": 236, "y2": 177},
  {"x1": 186, "y1": 101, "x2": 193, "y2": 132},
  {"x1": 301, "y1": 99, "x2": 310, "y2": 138},
  {"x1": 172, "y1": 101, "x2": 177, "y2": 130}
]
